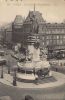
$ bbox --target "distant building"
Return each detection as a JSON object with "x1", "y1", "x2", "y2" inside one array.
[
  {"x1": 12, "y1": 15, "x2": 25, "y2": 43},
  {"x1": 12, "y1": 11, "x2": 46, "y2": 47},
  {"x1": 12, "y1": 11, "x2": 65, "y2": 50},
  {"x1": 0, "y1": 23, "x2": 12, "y2": 44},
  {"x1": 1, "y1": 10, "x2": 65, "y2": 57}
]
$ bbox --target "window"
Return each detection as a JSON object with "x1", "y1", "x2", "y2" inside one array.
[
  {"x1": 57, "y1": 40, "x2": 60, "y2": 45},
  {"x1": 53, "y1": 35, "x2": 56, "y2": 39},
  {"x1": 49, "y1": 40, "x2": 52, "y2": 44},
  {"x1": 46, "y1": 40, "x2": 49, "y2": 45},
  {"x1": 57, "y1": 35, "x2": 59, "y2": 39},
  {"x1": 63, "y1": 35, "x2": 65, "y2": 39},
  {"x1": 63, "y1": 39, "x2": 65, "y2": 44},
  {"x1": 61, "y1": 29, "x2": 64, "y2": 33},
  {"x1": 60, "y1": 40, "x2": 63, "y2": 44},
  {"x1": 42, "y1": 36, "x2": 44, "y2": 40},
  {"x1": 53, "y1": 40, "x2": 56, "y2": 45},
  {"x1": 46, "y1": 35, "x2": 52, "y2": 39},
  {"x1": 47, "y1": 29, "x2": 51, "y2": 34},
  {"x1": 46, "y1": 36, "x2": 49, "y2": 39},
  {"x1": 60, "y1": 35, "x2": 63, "y2": 39},
  {"x1": 43, "y1": 42, "x2": 44, "y2": 45}
]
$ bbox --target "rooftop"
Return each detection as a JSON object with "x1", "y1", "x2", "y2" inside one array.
[
  {"x1": 24, "y1": 11, "x2": 46, "y2": 24},
  {"x1": 14, "y1": 15, "x2": 24, "y2": 25}
]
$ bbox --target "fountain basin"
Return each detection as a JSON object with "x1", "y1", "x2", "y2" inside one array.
[
  {"x1": 17, "y1": 60, "x2": 52, "y2": 81},
  {"x1": 17, "y1": 73, "x2": 38, "y2": 81}
]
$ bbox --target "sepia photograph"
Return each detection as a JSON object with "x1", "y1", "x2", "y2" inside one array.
[{"x1": 0, "y1": 0, "x2": 65, "y2": 100}]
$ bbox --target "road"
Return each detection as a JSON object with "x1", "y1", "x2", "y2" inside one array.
[
  {"x1": 0, "y1": 50, "x2": 65, "y2": 100},
  {"x1": 0, "y1": 82, "x2": 65, "y2": 100}
]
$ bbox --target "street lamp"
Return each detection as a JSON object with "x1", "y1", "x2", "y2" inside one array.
[
  {"x1": 0, "y1": 59, "x2": 6, "y2": 78},
  {"x1": 33, "y1": 67, "x2": 36, "y2": 76},
  {"x1": 1, "y1": 65, "x2": 3, "y2": 78},
  {"x1": 7, "y1": 60, "x2": 11, "y2": 74}
]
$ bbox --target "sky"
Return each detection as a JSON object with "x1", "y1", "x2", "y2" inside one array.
[{"x1": 0, "y1": 0, "x2": 65, "y2": 25}]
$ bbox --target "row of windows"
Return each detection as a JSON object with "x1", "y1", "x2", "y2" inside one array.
[
  {"x1": 45, "y1": 29, "x2": 65, "y2": 34},
  {"x1": 46, "y1": 35, "x2": 65, "y2": 40},
  {"x1": 46, "y1": 39, "x2": 65, "y2": 45},
  {"x1": 42, "y1": 26, "x2": 65, "y2": 30}
]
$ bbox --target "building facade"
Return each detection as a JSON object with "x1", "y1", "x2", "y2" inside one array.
[{"x1": 1, "y1": 10, "x2": 65, "y2": 58}]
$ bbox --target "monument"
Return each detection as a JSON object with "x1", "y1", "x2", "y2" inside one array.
[{"x1": 17, "y1": 42, "x2": 52, "y2": 82}]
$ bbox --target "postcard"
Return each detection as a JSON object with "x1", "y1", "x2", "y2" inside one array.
[{"x1": 0, "y1": 0, "x2": 65, "y2": 100}]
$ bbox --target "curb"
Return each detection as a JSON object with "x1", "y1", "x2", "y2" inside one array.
[{"x1": 0, "y1": 71, "x2": 65, "y2": 89}]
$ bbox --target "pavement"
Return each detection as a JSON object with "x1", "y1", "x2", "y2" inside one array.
[
  {"x1": 0, "y1": 96, "x2": 12, "y2": 100},
  {"x1": 0, "y1": 51, "x2": 65, "y2": 100},
  {"x1": 0, "y1": 71, "x2": 65, "y2": 89},
  {"x1": 0, "y1": 50, "x2": 65, "y2": 100}
]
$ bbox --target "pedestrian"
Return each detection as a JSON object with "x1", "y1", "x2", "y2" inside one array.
[{"x1": 25, "y1": 95, "x2": 34, "y2": 100}]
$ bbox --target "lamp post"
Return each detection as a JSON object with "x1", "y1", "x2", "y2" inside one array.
[
  {"x1": 1, "y1": 65, "x2": 3, "y2": 78},
  {"x1": 13, "y1": 66, "x2": 17, "y2": 86},
  {"x1": 8, "y1": 66, "x2": 10, "y2": 74},
  {"x1": 7, "y1": 60, "x2": 10, "y2": 74},
  {"x1": 33, "y1": 67, "x2": 36, "y2": 76},
  {"x1": 0, "y1": 59, "x2": 6, "y2": 78}
]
